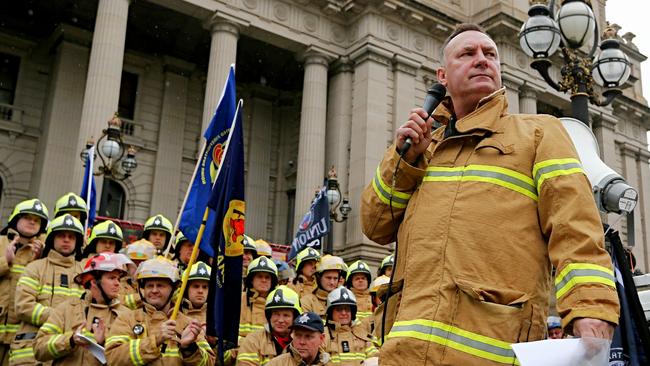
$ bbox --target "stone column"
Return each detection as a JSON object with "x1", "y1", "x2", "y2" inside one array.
[
  {"x1": 501, "y1": 76, "x2": 521, "y2": 114},
  {"x1": 325, "y1": 58, "x2": 353, "y2": 252},
  {"x1": 294, "y1": 50, "x2": 330, "y2": 228},
  {"x1": 346, "y1": 44, "x2": 392, "y2": 262},
  {"x1": 392, "y1": 55, "x2": 418, "y2": 133},
  {"x1": 637, "y1": 149, "x2": 650, "y2": 272},
  {"x1": 201, "y1": 19, "x2": 239, "y2": 136},
  {"x1": 32, "y1": 26, "x2": 91, "y2": 207},
  {"x1": 519, "y1": 85, "x2": 537, "y2": 114},
  {"x1": 74, "y1": 0, "x2": 131, "y2": 183},
  {"x1": 150, "y1": 58, "x2": 193, "y2": 218},
  {"x1": 246, "y1": 94, "x2": 274, "y2": 238}
]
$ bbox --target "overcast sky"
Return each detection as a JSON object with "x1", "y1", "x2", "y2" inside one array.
[{"x1": 606, "y1": 0, "x2": 649, "y2": 101}]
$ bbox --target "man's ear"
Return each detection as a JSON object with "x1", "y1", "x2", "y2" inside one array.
[{"x1": 436, "y1": 67, "x2": 447, "y2": 87}]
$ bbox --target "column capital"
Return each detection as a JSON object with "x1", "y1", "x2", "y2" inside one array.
[
  {"x1": 519, "y1": 84, "x2": 537, "y2": 99},
  {"x1": 392, "y1": 55, "x2": 419, "y2": 76},
  {"x1": 349, "y1": 43, "x2": 392, "y2": 66},
  {"x1": 206, "y1": 17, "x2": 240, "y2": 37},
  {"x1": 501, "y1": 74, "x2": 523, "y2": 90},
  {"x1": 331, "y1": 56, "x2": 353, "y2": 74},
  {"x1": 298, "y1": 47, "x2": 335, "y2": 67}
]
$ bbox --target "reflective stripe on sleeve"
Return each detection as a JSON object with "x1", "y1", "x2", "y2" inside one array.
[
  {"x1": 365, "y1": 345, "x2": 379, "y2": 357},
  {"x1": 386, "y1": 319, "x2": 519, "y2": 365},
  {"x1": 40, "y1": 322, "x2": 63, "y2": 335},
  {"x1": 10, "y1": 264, "x2": 25, "y2": 274},
  {"x1": 129, "y1": 339, "x2": 145, "y2": 365},
  {"x1": 424, "y1": 165, "x2": 538, "y2": 201},
  {"x1": 237, "y1": 352, "x2": 260, "y2": 362},
  {"x1": 555, "y1": 263, "x2": 616, "y2": 299},
  {"x1": 47, "y1": 334, "x2": 64, "y2": 358},
  {"x1": 371, "y1": 166, "x2": 412, "y2": 209},
  {"x1": 105, "y1": 335, "x2": 131, "y2": 347},
  {"x1": 0, "y1": 324, "x2": 20, "y2": 335},
  {"x1": 31, "y1": 303, "x2": 47, "y2": 326},
  {"x1": 9, "y1": 347, "x2": 34, "y2": 362},
  {"x1": 533, "y1": 158, "x2": 584, "y2": 191},
  {"x1": 17, "y1": 276, "x2": 41, "y2": 292}
]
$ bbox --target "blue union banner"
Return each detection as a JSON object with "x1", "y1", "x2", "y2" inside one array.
[{"x1": 288, "y1": 187, "x2": 330, "y2": 261}]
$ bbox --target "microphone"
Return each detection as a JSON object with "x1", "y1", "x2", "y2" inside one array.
[{"x1": 399, "y1": 83, "x2": 447, "y2": 156}]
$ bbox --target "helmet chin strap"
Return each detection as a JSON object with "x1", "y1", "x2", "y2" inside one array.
[{"x1": 94, "y1": 275, "x2": 114, "y2": 306}]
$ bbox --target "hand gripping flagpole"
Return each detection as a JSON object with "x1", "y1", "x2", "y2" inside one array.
[{"x1": 163, "y1": 100, "x2": 242, "y2": 353}]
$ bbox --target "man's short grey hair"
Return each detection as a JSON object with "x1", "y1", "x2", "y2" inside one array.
[{"x1": 439, "y1": 23, "x2": 491, "y2": 65}]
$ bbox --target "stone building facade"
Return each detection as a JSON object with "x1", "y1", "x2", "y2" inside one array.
[{"x1": 0, "y1": 0, "x2": 649, "y2": 270}]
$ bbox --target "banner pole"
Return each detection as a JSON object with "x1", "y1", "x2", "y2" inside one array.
[{"x1": 83, "y1": 145, "x2": 94, "y2": 239}]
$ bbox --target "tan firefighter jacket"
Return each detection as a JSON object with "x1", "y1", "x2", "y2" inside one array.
[
  {"x1": 239, "y1": 290, "x2": 267, "y2": 338},
  {"x1": 33, "y1": 291, "x2": 129, "y2": 365},
  {"x1": 237, "y1": 327, "x2": 288, "y2": 366},
  {"x1": 181, "y1": 298, "x2": 207, "y2": 324},
  {"x1": 105, "y1": 302, "x2": 215, "y2": 365},
  {"x1": 266, "y1": 345, "x2": 331, "y2": 366},
  {"x1": 300, "y1": 288, "x2": 328, "y2": 319},
  {"x1": 322, "y1": 321, "x2": 378, "y2": 365},
  {"x1": 287, "y1": 275, "x2": 317, "y2": 299},
  {"x1": 120, "y1": 276, "x2": 141, "y2": 310},
  {"x1": 10, "y1": 250, "x2": 83, "y2": 365},
  {"x1": 361, "y1": 89, "x2": 620, "y2": 365},
  {"x1": 0, "y1": 234, "x2": 44, "y2": 344}
]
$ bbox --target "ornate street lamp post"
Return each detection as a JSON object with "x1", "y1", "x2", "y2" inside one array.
[
  {"x1": 519, "y1": 0, "x2": 631, "y2": 124},
  {"x1": 80, "y1": 113, "x2": 138, "y2": 180},
  {"x1": 325, "y1": 166, "x2": 351, "y2": 254}
]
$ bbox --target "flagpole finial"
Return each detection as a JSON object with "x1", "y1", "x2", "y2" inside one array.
[{"x1": 86, "y1": 137, "x2": 95, "y2": 148}]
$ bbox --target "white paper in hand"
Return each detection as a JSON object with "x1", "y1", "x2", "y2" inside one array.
[
  {"x1": 75, "y1": 332, "x2": 106, "y2": 365},
  {"x1": 511, "y1": 337, "x2": 611, "y2": 366}
]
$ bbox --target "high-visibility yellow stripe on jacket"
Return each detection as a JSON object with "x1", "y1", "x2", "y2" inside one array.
[
  {"x1": 533, "y1": 158, "x2": 584, "y2": 192},
  {"x1": 331, "y1": 352, "x2": 367, "y2": 363},
  {"x1": 11, "y1": 264, "x2": 25, "y2": 274},
  {"x1": 31, "y1": 303, "x2": 48, "y2": 326},
  {"x1": 40, "y1": 322, "x2": 64, "y2": 335},
  {"x1": 555, "y1": 263, "x2": 616, "y2": 299},
  {"x1": 105, "y1": 335, "x2": 130, "y2": 347},
  {"x1": 424, "y1": 165, "x2": 538, "y2": 201},
  {"x1": 371, "y1": 166, "x2": 412, "y2": 208},
  {"x1": 0, "y1": 324, "x2": 20, "y2": 335},
  {"x1": 9, "y1": 347, "x2": 35, "y2": 362},
  {"x1": 129, "y1": 339, "x2": 145, "y2": 366},
  {"x1": 357, "y1": 311, "x2": 372, "y2": 320},
  {"x1": 386, "y1": 319, "x2": 519, "y2": 365},
  {"x1": 18, "y1": 276, "x2": 85, "y2": 298},
  {"x1": 47, "y1": 334, "x2": 65, "y2": 358},
  {"x1": 239, "y1": 323, "x2": 264, "y2": 334}
]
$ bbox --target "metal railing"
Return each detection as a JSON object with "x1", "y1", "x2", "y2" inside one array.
[
  {"x1": 120, "y1": 117, "x2": 136, "y2": 136},
  {"x1": 0, "y1": 102, "x2": 24, "y2": 124}
]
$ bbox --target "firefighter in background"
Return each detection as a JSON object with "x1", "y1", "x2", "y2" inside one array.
[
  {"x1": 274, "y1": 259, "x2": 295, "y2": 286},
  {"x1": 323, "y1": 287, "x2": 378, "y2": 365},
  {"x1": 345, "y1": 261, "x2": 373, "y2": 331},
  {"x1": 368, "y1": 275, "x2": 390, "y2": 336},
  {"x1": 377, "y1": 255, "x2": 393, "y2": 278},
  {"x1": 141, "y1": 214, "x2": 173, "y2": 254},
  {"x1": 547, "y1": 316, "x2": 564, "y2": 339},
  {"x1": 0, "y1": 199, "x2": 49, "y2": 365},
  {"x1": 288, "y1": 248, "x2": 321, "y2": 298},
  {"x1": 11, "y1": 214, "x2": 85, "y2": 366},
  {"x1": 254, "y1": 239, "x2": 273, "y2": 258},
  {"x1": 242, "y1": 235, "x2": 258, "y2": 276},
  {"x1": 33, "y1": 253, "x2": 131, "y2": 365},
  {"x1": 237, "y1": 286, "x2": 302, "y2": 365},
  {"x1": 53, "y1": 193, "x2": 87, "y2": 224},
  {"x1": 300, "y1": 255, "x2": 346, "y2": 318},
  {"x1": 105, "y1": 257, "x2": 215, "y2": 365},
  {"x1": 122, "y1": 239, "x2": 158, "y2": 310},
  {"x1": 240, "y1": 257, "x2": 279, "y2": 338},
  {"x1": 81, "y1": 220, "x2": 124, "y2": 259},
  {"x1": 171, "y1": 231, "x2": 193, "y2": 273},
  {"x1": 266, "y1": 312, "x2": 331, "y2": 366},
  {"x1": 181, "y1": 261, "x2": 210, "y2": 323},
  {"x1": 337, "y1": 262, "x2": 348, "y2": 288}
]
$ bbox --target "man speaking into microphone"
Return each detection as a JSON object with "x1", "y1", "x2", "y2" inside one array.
[{"x1": 360, "y1": 23, "x2": 619, "y2": 365}]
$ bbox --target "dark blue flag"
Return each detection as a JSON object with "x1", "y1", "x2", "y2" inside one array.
[
  {"x1": 179, "y1": 65, "x2": 237, "y2": 257},
  {"x1": 205, "y1": 100, "x2": 245, "y2": 360},
  {"x1": 80, "y1": 145, "x2": 96, "y2": 230},
  {"x1": 288, "y1": 186, "x2": 330, "y2": 261}
]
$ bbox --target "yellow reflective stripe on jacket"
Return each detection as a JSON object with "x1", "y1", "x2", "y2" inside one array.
[
  {"x1": 10, "y1": 264, "x2": 25, "y2": 274},
  {"x1": 162, "y1": 347, "x2": 180, "y2": 358},
  {"x1": 386, "y1": 319, "x2": 519, "y2": 365},
  {"x1": 105, "y1": 335, "x2": 130, "y2": 347},
  {"x1": 357, "y1": 311, "x2": 372, "y2": 319},
  {"x1": 424, "y1": 165, "x2": 538, "y2": 201},
  {"x1": 129, "y1": 339, "x2": 145, "y2": 365},
  {"x1": 533, "y1": 158, "x2": 584, "y2": 191},
  {"x1": 125, "y1": 294, "x2": 139, "y2": 310},
  {"x1": 40, "y1": 285, "x2": 85, "y2": 298},
  {"x1": 9, "y1": 347, "x2": 34, "y2": 361},
  {"x1": 197, "y1": 341, "x2": 211, "y2": 366},
  {"x1": 331, "y1": 353, "x2": 367, "y2": 362},
  {"x1": 555, "y1": 263, "x2": 616, "y2": 299},
  {"x1": 371, "y1": 166, "x2": 412, "y2": 209},
  {"x1": 0, "y1": 324, "x2": 20, "y2": 334},
  {"x1": 18, "y1": 276, "x2": 40, "y2": 291},
  {"x1": 239, "y1": 323, "x2": 264, "y2": 333},
  {"x1": 47, "y1": 334, "x2": 65, "y2": 358},
  {"x1": 365, "y1": 345, "x2": 379, "y2": 357},
  {"x1": 41, "y1": 322, "x2": 64, "y2": 334},
  {"x1": 238, "y1": 352, "x2": 261, "y2": 362},
  {"x1": 31, "y1": 303, "x2": 47, "y2": 326}
]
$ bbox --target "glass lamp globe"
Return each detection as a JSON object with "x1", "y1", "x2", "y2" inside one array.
[
  {"x1": 519, "y1": 4, "x2": 561, "y2": 59},
  {"x1": 556, "y1": 0, "x2": 595, "y2": 49},
  {"x1": 101, "y1": 139, "x2": 122, "y2": 159},
  {"x1": 327, "y1": 187, "x2": 341, "y2": 206},
  {"x1": 592, "y1": 39, "x2": 631, "y2": 88}
]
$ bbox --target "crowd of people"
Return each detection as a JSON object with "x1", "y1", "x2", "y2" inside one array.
[{"x1": 0, "y1": 193, "x2": 396, "y2": 365}]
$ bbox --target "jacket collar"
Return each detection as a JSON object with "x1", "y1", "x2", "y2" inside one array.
[
  {"x1": 47, "y1": 249, "x2": 77, "y2": 267},
  {"x1": 432, "y1": 88, "x2": 508, "y2": 143},
  {"x1": 350, "y1": 287, "x2": 369, "y2": 298},
  {"x1": 289, "y1": 345, "x2": 330, "y2": 365},
  {"x1": 314, "y1": 288, "x2": 329, "y2": 301}
]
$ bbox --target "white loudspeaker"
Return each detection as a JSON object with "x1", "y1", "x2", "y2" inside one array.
[{"x1": 560, "y1": 117, "x2": 638, "y2": 215}]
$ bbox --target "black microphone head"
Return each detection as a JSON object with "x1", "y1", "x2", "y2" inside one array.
[{"x1": 428, "y1": 83, "x2": 446, "y2": 98}]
